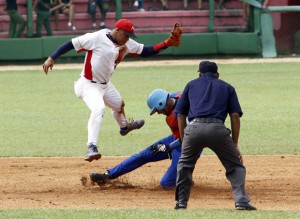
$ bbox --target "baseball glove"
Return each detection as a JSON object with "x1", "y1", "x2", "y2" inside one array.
[{"x1": 165, "y1": 23, "x2": 183, "y2": 47}]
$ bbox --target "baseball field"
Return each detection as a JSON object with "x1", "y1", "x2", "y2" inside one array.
[{"x1": 0, "y1": 58, "x2": 299, "y2": 218}]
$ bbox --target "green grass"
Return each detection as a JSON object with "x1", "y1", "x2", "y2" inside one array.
[
  {"x1": 0, "y1": 62, "x2": 300, "y2": 157},
  {"x1": 0, "y1": 209, "x2": 300, "y2": 219}
]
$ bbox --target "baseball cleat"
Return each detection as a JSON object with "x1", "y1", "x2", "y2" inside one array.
[
  {"x1": 235, "y1": 202, "x2": 257, "y2": 210},
  {"x1": 119, "y1": 119, "x2": 145, "y2": 136},
  {"x1": 85, "y1": 144, "x2": 101, "y2": 162},
  {"x1": 90, "y1": 172, "x2": 109, "y2": 185}
]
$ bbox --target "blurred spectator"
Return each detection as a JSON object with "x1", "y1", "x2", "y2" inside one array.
[
  {"x1": 34, "y1": 0, "x2": 60, "y2": 37},
  {"x1": 160, "y1": 0, "x2": 168, "y2": 10},
  {"x1": 5, "y1": 0, "x2": 26, "y2": 38},
  {"x1": 133, "y1": 0, "x2": 145, "y2": 11},
  {"x1": 52, "y1": 0, "x2": 76, "y2": 30},
  {"x1": 87, "y1": 0, "x2": 108, "y2": 29},
  {"x1": 183, "y1": 0, "x2": 202, "y2": 10},
  {"x1": 49, "y1": 0, "x2": 63, "y2": 30},
  {"x1": 59, "y1": 0, "x2": 77, "y2": 30},
  {"x1": 217, "y1": 0, "x2": 228, "y2": 10},
  {"x1": 183, "y1": 0, "x2": 229, "y2": 10}
]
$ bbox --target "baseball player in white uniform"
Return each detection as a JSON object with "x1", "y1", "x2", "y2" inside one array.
[{"x1": 42, "y1": 19, "x2": 182, "y2": 162}]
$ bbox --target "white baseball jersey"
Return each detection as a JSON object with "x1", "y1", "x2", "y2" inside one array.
[{"x1": 72, "y1": 29, "x2": 144, "y2": 83}]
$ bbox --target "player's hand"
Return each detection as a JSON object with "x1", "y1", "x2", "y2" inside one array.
[
  {"x1": 43, "y1": 57, "x2": 54, "y2": 75},
  {"x1": 164, "y1": 23, "x2": 182, "y2": 47},
  {"x1": 151, "y1": 144, "x2": 171, "y2": 155}
]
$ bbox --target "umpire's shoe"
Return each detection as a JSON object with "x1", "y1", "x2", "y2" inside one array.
[
  {"x1": 85, "y1": 144, "x2": 101, "y2": 162},
  {"x1": 90, "y1": 172, "x2": 109, "y2": 185},
  {"x1": 119, "y1": 119, "x2": 145, "y2": 136},
  {"x1": 235, "y1": 202, "x2": 257, "y2": 210},
  {"x1": 174, "y1": 201, "x2": 187, "y2": 210}
]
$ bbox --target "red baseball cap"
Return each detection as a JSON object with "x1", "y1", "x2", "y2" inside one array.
[{"x1": 115, "y1": 19, "x2": 137, "y2": 38}]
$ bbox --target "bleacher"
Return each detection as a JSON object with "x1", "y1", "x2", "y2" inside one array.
[{"x1": 0, "y1": 0, "x2": 246, "y2": 38}]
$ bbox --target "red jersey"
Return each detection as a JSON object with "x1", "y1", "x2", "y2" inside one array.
[{"x1": 166, "y1": 92, "x2": 181, "y2": 139}]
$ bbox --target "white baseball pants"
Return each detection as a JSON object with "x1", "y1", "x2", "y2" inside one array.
[{"x1": 74, "y1": 76, "x2": 127, "y2": 146}]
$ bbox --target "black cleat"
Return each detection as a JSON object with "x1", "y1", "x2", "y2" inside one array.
[
  {"x1": 235, "y1": 202, "x2": 257, "y2": 210},
  {"x1": 90, "y1": 172, "x2": 109, "y2": 185}
]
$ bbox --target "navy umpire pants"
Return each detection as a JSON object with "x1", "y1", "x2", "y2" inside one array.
[{"x1": 175, "y1": 118, "x2": 250, "y2": 206}]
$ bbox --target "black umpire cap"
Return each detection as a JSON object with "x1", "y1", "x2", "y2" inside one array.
[{"x1": 198, "y1": 61, "x2": 218, "y2": 73}]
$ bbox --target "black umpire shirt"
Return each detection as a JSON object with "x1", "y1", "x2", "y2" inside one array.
[{"x1": 175, "y1": 72, "x2": 243, "y2": 122}]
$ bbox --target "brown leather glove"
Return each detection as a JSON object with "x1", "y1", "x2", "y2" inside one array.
[
  {"x1": 164, "y1": 23, "x2": 183, "y2": 47},
  {"x1": 171, "y1": 23, "x2": 183, "y2": 38}
]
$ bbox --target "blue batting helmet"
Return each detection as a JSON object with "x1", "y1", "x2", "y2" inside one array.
[{"x1": 147, "y1": 89, "x2": 169, "y2": 115}]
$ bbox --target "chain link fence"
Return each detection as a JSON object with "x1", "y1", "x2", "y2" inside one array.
[{"x1": 272, "y1": 11, "x2": 300, "y2": 55}]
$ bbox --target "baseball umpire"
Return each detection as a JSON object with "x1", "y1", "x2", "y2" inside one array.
[
  {"x1": 42, "y1": 19, "x2": 182, "y2": 162},
  {"x1": 90, "y1": 89, "x2": 202, "y2": 189},
  {"x1": 174, "y1": 61, "x2": 256, "y2": 210}
]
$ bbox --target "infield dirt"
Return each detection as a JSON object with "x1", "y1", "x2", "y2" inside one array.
[{"x1": 0, "y1": 155, "x2": 299, "y2": 210}]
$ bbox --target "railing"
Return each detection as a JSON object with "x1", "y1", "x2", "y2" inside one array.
[
  {"x1": 26, "y1": 0, "x2": 33, "y2": 37},
  {"x1": 241, "y1": 0, "x2": 300, "y2": 57}
]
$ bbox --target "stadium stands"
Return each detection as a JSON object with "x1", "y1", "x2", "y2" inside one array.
[{"x1": 0, "y1": 0, "x2": 246, "y2": 38}]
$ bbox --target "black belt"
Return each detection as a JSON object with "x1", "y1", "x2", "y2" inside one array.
[
  {"x1": 193, "y1": 118, "x2": 223, "y2": 124},
  {"x1": 91, "y1": 80, "x2": 107, "y2": 85}
]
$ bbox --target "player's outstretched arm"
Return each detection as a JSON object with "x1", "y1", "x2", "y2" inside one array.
[
  {"x1": 140, "y1": 23, "x2": 182, "y2": 57},
  {"x1": 42, "y1": 41, "x2": 75, "y2": 75}
]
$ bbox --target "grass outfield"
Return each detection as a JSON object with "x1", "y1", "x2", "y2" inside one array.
[
  {"x1": 0, "y1": 62, "x2": 299, "y2": 156},
  {"x1": 0, "y1": 61, "x2": 300, "y2": 218}
]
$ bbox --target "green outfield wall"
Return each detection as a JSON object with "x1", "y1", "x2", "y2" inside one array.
[{"x1": 0, "y1": 32, "x2": 260, "y2": 61}]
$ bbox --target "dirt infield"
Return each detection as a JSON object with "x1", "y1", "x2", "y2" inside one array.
[{"x1": 0, "y1": 155, "x2": 299, "y2": 211}]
